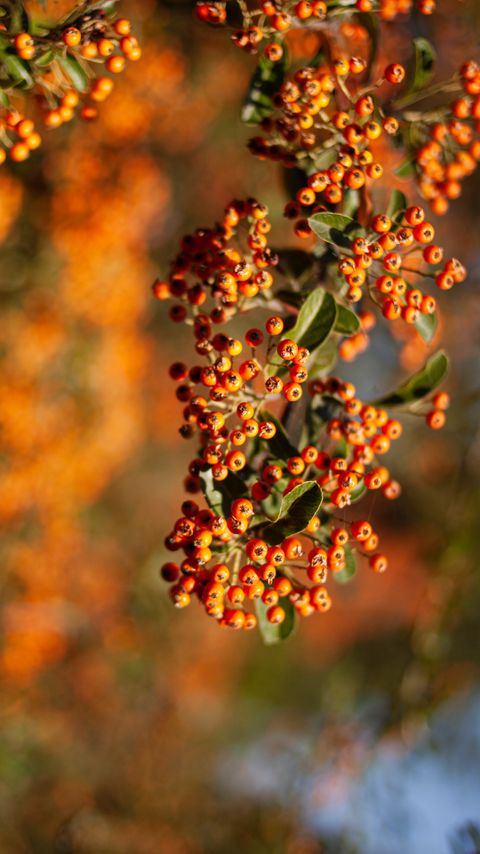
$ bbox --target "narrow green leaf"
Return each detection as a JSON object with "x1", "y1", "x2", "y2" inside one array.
[
  {"x1": 255, "y1": 596, "x2": 296, "y2": 644},
  {"x1": 10, "y1": 3, "x2": 30, "y2": 34},
  {"x1": 262, "y1": 481, "x2": 323, "y2": 546},
  {"x1": 372, "y1": 349, "x2": 449, "y2": 407},
  {"x1": 386, "y1": 189, "x2": 407, "y2": 222},
  {"x1": 56, "y1": 53, "x2": 89, "y2": 93},
  {"x1": 415, "y1": 310, "x2": 437, "y2": 343},
  {"x1": 241, "y1": 49, "x2": 287, "y2": 125},
  {"x1": 34, "y1": 49, "x2": 54, "y2": 68},
  {"x1": 401, "y1": 37, "x2": 436, "y2": 100},
  {"x1": 199, "y1": 468, "x2": 247, "y2": 517},
  {"x1": 394, "y1": 157, "x2": 416, "y2": 179},
  {"x1": 3, "y1": 54, "x2": 33, "y2": 87},
  {"x1": 335, "y1": 303, "x2": 361, "y2": 336}
]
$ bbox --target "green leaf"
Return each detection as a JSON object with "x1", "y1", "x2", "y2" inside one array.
[
  {"x1": 262, "y1": 481, "x2": 323, "y2": 546},
  {"x1": 386, "y1": 189, "x2": 407, "y2": 222},
  {"x1": 268, "y1": 288, "x2": 337, "y2": 376},
  {"x1": 288, "y1": 287, "x2": 338, "y2": 352},
  {"x1": 34, "y1": 49, "x2": 54, "y2": 68},
  {"x1": 349, "y1": 480, "x2": 367, "y2": 504},
  {"x1": 10, "y1": 2, "x2": 30, "y2": 34},
  {"x1": 241, "y1": 49, "x2": 287, "y2": 125},
  {"x1": 308, "y1": 337, "x2": 338, "y2": 375},
  {"x1": 275, "y1": 248, "x2": 314, "y2": 280},
  {"x1": 283, "y1": 166, "x2": 308, "y2": 201},
  {"x1": 394, "y1": 157, "x2": 416, "y2": 179},
  {"x1": 0, "y1": 89, "x2": 9, "y2": 107},
  {"x1": 56, "y1": 53, "x2": 89, "y2": 93},
  {"x1": 335, "y1": 303, "x2": 361, "y2": 336},
  {"x1": 401, "y1": 37, "x2": 436, "y2": 100},
  {"x1": 255, "y1": 596, "x2": 296, "y2": 645},
  {"x1": 261, "y1": 410, "x2": 298, "y2": 460},
  {"x1": 275, "y1": 289, "x2": 305, "y2": 310},
  {"x1": 309, "y1": 212, "x2": 359, "y2": 249},
  {"x1": 372, "y1": 349, "x2": 449, "y2": 407},
  {"x1": 3, "y1": 54, "x2": 33, "y2": 87},
  {"x1": 199, "y1": 468, "x2": 247, "y2": 517},
  {"x1": 415, "y1": 310, "x2": 437, "y2": 343},
  {"x1": 334, "y1": 547, "x2": 357, "y2": 584}
]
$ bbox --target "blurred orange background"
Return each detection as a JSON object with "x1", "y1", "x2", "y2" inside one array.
[{"x1": 1, "y1": 2, "x2": 480, "y2": 852}]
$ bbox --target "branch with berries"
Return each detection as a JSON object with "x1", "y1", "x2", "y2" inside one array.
[
  {"x1": 152, "y1": 1, "x2": 475, "y2": 642},
  {"x1": 0, "y1": 0, "x2": 141, "y2": 164}
]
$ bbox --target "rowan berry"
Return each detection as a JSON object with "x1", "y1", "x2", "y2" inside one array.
[
  {"x1": 426, "y1": 410, "x2": 446, "y2": 429},
  {"x1": 267, "y1": 606, "x2": 286, "y2": 624},
  {"x1": 265, "y1": 43, "x2": 283, "y2": 62},
  {"x1": 385, "y1": 64, "x2": 406, "y2": 84},
  {"x1": 10, "y1": 142, "x2": 30, "y2": 162},
  {"x1": 63, "y1": 27, "x2": 81, "y2": 47},
  {"x1": 351, "y1": 520, "x2": 372, "y2": 542},
  {"x1": 106, "y1": 55, "x2": 126, "y2": 74},
  {"x1": 370, "y1": 554, "x2": 388, "y2": 573}
]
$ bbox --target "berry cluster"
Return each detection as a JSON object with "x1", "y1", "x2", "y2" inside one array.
[
  {"x1": 247, "y1": 60, "x2": 404, "y2": 237},
  {"x1": 414, "y1": 61, "x2": 480, "y2": 215},
  {"x1": 161, "y1": 502, "x2": 392, "y2": 630},
  {"x1": 156, "y1": 198, "x2": 453, "y2": 635},
  {"x1": 153, "y1": 198, "x2": 277, "y2": 318},
  {"x1": 153, "y1": 200, "x2": 313, "y2": 473},
  {"x1": 155, "y1": 1, "x2": 474, "y2": 640},
  {"x1": 196, "y1": 0, "x2": 436, "y2": 64},
  {"x1": 0, "y1": 7, "x2": 140, "y2": 164},
  {"x1": 335, "y1": 205, "x2": 466, "y2": 322}
]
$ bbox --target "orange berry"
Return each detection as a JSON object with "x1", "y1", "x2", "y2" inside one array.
[
  {"x1": 10, "y1": 142, "x2": 30, "y2": 162},
  {"x1": 106, "y1": 55, "x2": 126, "y2": 74},
  {"x1": 369, "y1": 554, "x2": 388, "y2": 573},
  {"x1": 426, "y1": 409, "x2": 446, "y2": 429},
  {"x1": 385, "y1": 63, "x2": 405, "y2": 84},
  {"x1": 63, "y1": 27, "x2": 82, "y2": 47},
  {"x1": 267, "y1": 606, "x2": 286, "y2": 624},
  {"x1": 114, "y1": 18, "x2": 131, "y2": 35}
]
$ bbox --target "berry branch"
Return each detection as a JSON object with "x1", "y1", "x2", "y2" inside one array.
[
  {"x1": 153, "y1": 2, "x2": 475, "y2": 641},
  {"x1": 0, "y1": 0, "x2": 140, "y2": 163}
]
